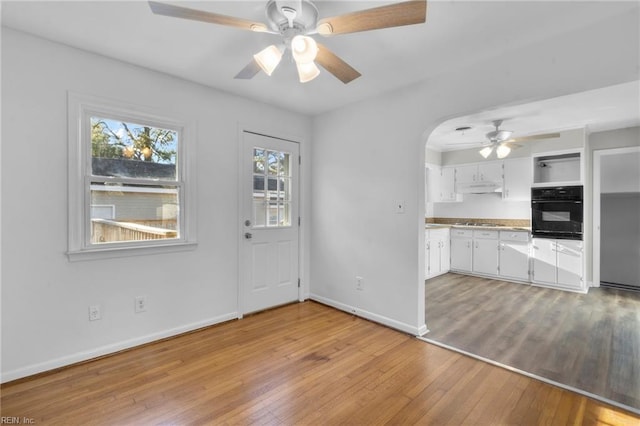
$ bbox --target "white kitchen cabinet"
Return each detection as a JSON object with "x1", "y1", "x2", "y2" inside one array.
[
  {"x1": 439, "y1": 166, "x2": 458, "y2": 202},
  {"x1": 456, "y1": 162, "x2": 503, "y2": 183},
  {"x1": 425, "y1": 228, "x2": 450, "y2": 279},
  {"x1": 499, "y1": 231, "x2": 530, "y2": 281},
  {"x1": 425, "y1": 164, "x2": 440, "y2": 204},
  {"x1": 450, "y1": 229, "x2": 473, "y2": 272},
  {"x1": 532, "y1": 238, "x2": 584, "y2": 291},
  {"x1": 503, "y1": 157, "x2": 532, "y2": 201},
  {"x1": 472, "y1": 230, "x2": 499, "y2": 275}
]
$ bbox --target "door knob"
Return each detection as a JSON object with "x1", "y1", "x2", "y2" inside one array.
[
  {"x1": 244, "y1": 232, "x2": 252, "y2": 240},
  {"x1": 244, "y1": 219, "x2": 251, "y2": 227}
]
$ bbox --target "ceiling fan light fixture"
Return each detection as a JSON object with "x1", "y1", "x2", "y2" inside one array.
[
  {"x1": 296, "y1": 60, "x2": 320, "y2": 83},
  {"x1": 316, "y1": 22, "x2": 333, "y2": 35},
  {"x1": 291, "y1": 35, "x2": 318, "y2": 64},
  {"x1": 496, "y1": 144, "x2": 511, "y2": 159},
  {"x1": 253, "y1": 45, "x2": 283, "y2": 76},
  {"x1": 479, "y1": 146, "x2": 493, "y2": 159}
]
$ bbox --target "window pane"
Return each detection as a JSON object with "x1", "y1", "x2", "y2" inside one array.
[
  {"x1": 278, "y1": 152, "x2": 290, "y2": 177},
  {"x1": 91, "y1": 117, "x2": 177, "y2": 180},
  {"x1": 253, "y1": 149, "x2": 265, "y2": 174},
  {"x1": 279, "y1": 202, "x2": 291, "y2": 227},
  {"x1": 90, "y1": 183, "x2": 179, "y2": 244}
]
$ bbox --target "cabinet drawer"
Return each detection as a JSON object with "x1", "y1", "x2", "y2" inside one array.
[
  {"x1": 473, "y1": 230, "x2": 499, "y2": 239},
  {"x1": 500, "y1": 231, "x2": 529, "y2": 243},
  {"x1": 451, "y1": 229, "x2": 473, "y2": 238}
]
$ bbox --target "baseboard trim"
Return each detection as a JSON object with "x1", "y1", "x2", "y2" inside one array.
[
  {"x1": 1, "y1": 312, "x2": 239, "y2": 384},
  {"x1": 310, "y1": 293, "x2": 427, "y2": 336},
  {"x1": 417, "y1": 336, "x2": 640, "y2": 416}
]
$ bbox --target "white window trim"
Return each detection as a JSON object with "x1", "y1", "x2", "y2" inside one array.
[{"x1": 67, "y1": 91, "x2": 197, "y2": 261}]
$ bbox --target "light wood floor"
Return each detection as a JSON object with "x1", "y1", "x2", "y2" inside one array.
[
  {"x1": 425, "y1": 273, "x2": 640, "y2": 413},
  {"x1": 2, "y1": 301, "x2": 639, "y2": 424}
]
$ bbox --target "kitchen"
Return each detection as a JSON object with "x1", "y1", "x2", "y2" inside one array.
[{"x1": 422, "y1": 81, "x2": 640, "y2": 411}]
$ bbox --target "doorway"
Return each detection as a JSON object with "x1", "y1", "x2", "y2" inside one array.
[
  {"x1": 593, "y1": 146, "x2": 640, "y2": 290},
  {"x1": 240, "y1": 130, "x2": 301, "y2": 314}
]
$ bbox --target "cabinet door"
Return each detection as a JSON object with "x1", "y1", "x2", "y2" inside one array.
[
  {"x1": 450, "y1": 238, "x2": 472, "y2": 272},
  {"x1": 439, "y1": 236, "x2": 450, "y2": 273},
  {"x1": 473, "y1": 238, "x2": 499, "y2": 275},
  {"x1": 440, "y1": 167, "x2": 457, "y2": 201},
  {"x1": 532, "y1": 238, "x2": 557, "y2": 284},
  {"x1": 427, "y1": 237, "x2": 440, "y2": 278},
  {"x1": 455, "y1": 164, "x2": 477, "y2": 182},
  {"x1": 499, "y1": 242, "x2": 530, "y2": 281},
  {"x1": 424, "y1": 232, "x2": 430, "y2": 277},
  {"x1": 425, "y1": 164, "x2": 441, "y2": 203},
  {"x1": 503, "y1": 157, "x2": 532, "y2": 200},
  {"x1": 478, "y1": 162, "x2": 503, "y2": 182},
  {"x1": 557, "y1": 240, "x2": 583, "y2": 289}
]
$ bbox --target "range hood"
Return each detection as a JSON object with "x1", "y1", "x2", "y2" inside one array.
[{"x1": 456, "y1": 181, "x2": 503, "y2": 194}]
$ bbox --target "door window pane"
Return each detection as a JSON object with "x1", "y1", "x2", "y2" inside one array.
[{"x1": 252, "y1": 147, "x2": 291, "y2": 228}]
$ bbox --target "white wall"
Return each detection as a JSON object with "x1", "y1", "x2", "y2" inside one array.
[
  {"x1": 310, "y1": 7, "x2": 639, "y2": 334},
  {"x1": 0, "y1": 28, "x2": 312, "y2": 381}
]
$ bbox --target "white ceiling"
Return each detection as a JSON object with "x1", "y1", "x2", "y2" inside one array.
[
  {"x1": 2, "y1": 1, "x2": 639, "y2": 145},
  {"x1": 428, "y1": 80, "x2": 640, "y2": 151}
]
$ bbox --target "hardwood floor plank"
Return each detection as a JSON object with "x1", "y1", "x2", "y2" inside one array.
[{"x1": 2, "y1": 300, "x2": 638, "y2": 424}]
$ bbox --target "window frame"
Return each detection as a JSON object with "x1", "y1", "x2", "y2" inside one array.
[{"x1": 67, "y1": 92, "x2": 197, "y2": 261}]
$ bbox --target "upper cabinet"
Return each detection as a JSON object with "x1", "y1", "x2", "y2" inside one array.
[
  {"x1": 503, "y1": 157, "x2": 532, "y2": 200},
  {"x1": 532, "y1": 149, "x2": 583, "y2": 186},
  {"x1": 456, "y1": 162, "x2": 503, "y2": 183},
  {"x1": 426, "y1": 164, "x2": 460, "y2": 202}
]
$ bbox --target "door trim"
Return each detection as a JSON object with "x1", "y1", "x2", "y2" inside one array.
[{"x1": 236, "y1": 123, "x2": 304, "y2": 318}]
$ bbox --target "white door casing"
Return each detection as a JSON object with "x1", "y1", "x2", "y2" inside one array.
[{"x1": 240, "y1": 131, "x2": 300, "y2": 314}]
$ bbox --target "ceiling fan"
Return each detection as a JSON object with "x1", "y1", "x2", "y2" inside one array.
[
  {"x1": 148, "y1": 0, "x2": 427, "y2": 84},
  {"x1": 478, "y1": 119, "x2": 560, "y2": 159}
]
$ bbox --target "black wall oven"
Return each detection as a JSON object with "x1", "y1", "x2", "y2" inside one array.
[{"x1": 531, "y1": 186, "x2": 583, "y2": 240}]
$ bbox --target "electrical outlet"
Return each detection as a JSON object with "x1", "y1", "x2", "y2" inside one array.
[
  {"x1": 134, "y1": 296, "x2": 147, "y2": 313},
  {"x1": 89, "y1": 305, "x2": 101, "y2": 321},
  {"x1": 356, "y1": 276, "x2": 364, "y2": 291}
]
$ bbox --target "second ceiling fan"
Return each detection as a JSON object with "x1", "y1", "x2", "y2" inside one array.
[
  {"x1": 149, "y1": 0, "x2": 427, "y2": 84},
  {"x1": 479, "y1": 119, "x2": 560, "y2": 159}
]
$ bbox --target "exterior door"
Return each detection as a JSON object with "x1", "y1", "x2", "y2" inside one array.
[{"x1": 241, "y1": 131, "x2": 299, "y2": 314}]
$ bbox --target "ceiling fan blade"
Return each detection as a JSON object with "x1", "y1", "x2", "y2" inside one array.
[
  {"x1": 148, "y1": 1, "x2": 271, "y2": 32},
  {"x1": 315, "y1": 43, "x2": 361, "y2": 84},
  {"x1": 509, "y1": 132, "x2": 561, "y2": 143},
  {"x1": 316, "y1": 0, "x2": 427, "y2": 36},
  {"x1": 234, "y1": 58, "x2": 263, "y2": 80}
]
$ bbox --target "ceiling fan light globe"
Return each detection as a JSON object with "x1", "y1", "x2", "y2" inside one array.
[
  {"x1": 317, "y1": 22, "x2": 333, "y2": 35},
  {"x1": 253, "y1": 45, "x2": 283, "y2": 76},
  {"x1": 479, "y1": 146, "x2": 493, "y2": 158},
  {"x1": 296, "y1": 61, "x2": 320, "y2": 83},
  {"x1": 496, "y1": 144, "x2": 511, "y2": 159},
  {"x1": 291, "y1": 35, "x2": 318, "y2": 63}
]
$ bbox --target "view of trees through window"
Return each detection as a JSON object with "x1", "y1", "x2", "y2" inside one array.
[{"x1": 90, "y1": 117, "x2": 180, "y2": 244}]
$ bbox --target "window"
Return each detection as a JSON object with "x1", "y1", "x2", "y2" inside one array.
[
  {"x1": 68, "y1": 93, "x2": 196, "y2": 260},
  {"x1": 252, "y1": 148, "x2": 292, "y2": 227}
]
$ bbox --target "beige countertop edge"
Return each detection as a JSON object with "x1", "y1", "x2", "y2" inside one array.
[{"x1": 426, "y1": 224, "x2": 531, "y2": 232}]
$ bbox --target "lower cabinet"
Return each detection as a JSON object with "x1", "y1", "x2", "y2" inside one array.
[
  {"x1": 472, "y1": 230, "x2": 499, "y2": 275},
  {"x1": 499, "y1": 231, "x2": 530, "y2": 281},
  {"x1": 450, "y1": 229, "x2": 473, "y2": 272},
  {"x1": 425, "y1": 228, "x2": 450, "y2": 279},
  {"x1": 532, "y1": 238, "x2": 584, "y2": 291}
]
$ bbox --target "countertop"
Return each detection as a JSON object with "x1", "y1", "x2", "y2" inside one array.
[{"x1": 426, "y1": 223, "x2": 531, "y2": 232}]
